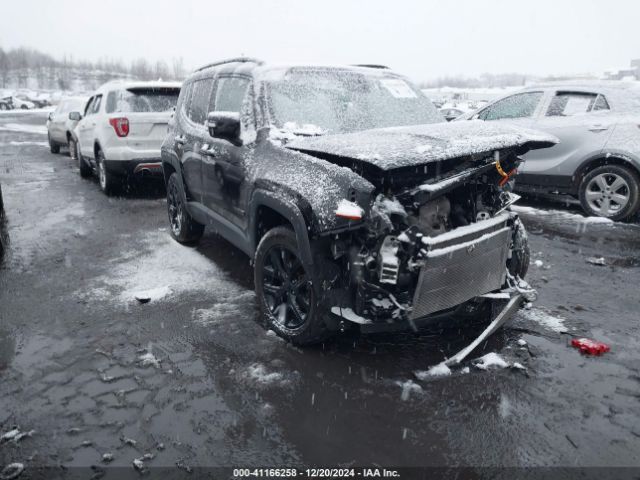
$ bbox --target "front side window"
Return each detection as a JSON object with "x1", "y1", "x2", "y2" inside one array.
[
  {"x1": 479, "y1": 92, "x2": 543, "y2": 121},
  {"x1": 546, "y1": 92, "x2": 603, "y2": 116},
  {"x1": 212, "y1": 77, "x2": 251, "y2": 113},
  {"x1": 106, "y1": 88, "x2": 180, "y2": 114},
  {"x1": 89, "y1": 95, "x2": 102, "y2": 115},
  {"x1": 186, "y1": 78, "x2": 214, "y2": 125},
  {"x1": 84, "y1": 97, "x2": 95, "y2": 116}
]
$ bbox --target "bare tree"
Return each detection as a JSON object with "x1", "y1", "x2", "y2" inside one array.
[
  {"x1": 154, "y1": 60, "x2": 169, "y2": 81},
  {"x1": 130, "y1": 58, "x2": 151, "y2": 80},
  {"x1": 0, "y1": 48, "x2": 9, "y2": 88},
  {"x1": 171, "y1": 57, "x2": 185, "y2": 80}
]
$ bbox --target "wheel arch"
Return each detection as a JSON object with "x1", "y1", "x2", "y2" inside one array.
[
  {"x1": 574, "y1": 152, "x2": 640, "y2": 188},
  {"x1": 251, "y1": 190, "x2": 314, "y2": 267},
  {"x1": 93, "y1": 140, "x2": 103, "y2": 159}
]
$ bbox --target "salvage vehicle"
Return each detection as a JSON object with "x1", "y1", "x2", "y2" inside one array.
[
  {"x1": 11, "y1": 95, "x2": 35, "y2": 110},
  {"x1": 46, "y1": 96, "x2": 87, "y2": 157},
  {"x1": 72, "y1": 81, "x2": 181, "y2": 194},
  {"x1": 0, "y1": 96, "x2": 13, "y2": 111},
  {"x1": 440, "y1": 106, "x2": 466, "y2": 122},
  {"x1": 458, "y1": 82, "x2": 640, "y2": 220},
  {"x1": 162, "y1": 58, "x2": 556, "y2": 345}
]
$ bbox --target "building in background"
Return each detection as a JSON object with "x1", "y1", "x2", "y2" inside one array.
[{"x1": 604, "y1": 59, "x2": 639, "y2": 81}]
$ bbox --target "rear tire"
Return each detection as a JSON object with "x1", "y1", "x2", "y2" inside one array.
[
  {"x1": 255, "y1": 227, "x2": 330, "y2": 345},
  {"x1": 96, "y1": 149, "x2": 119, "y2": 196},
  {"x1": 48, "y1": 134, "x2": 60, "y2": 154},
  {"x1": 579, "y1": 164, "x2": 640, "y2": 221},
  {"x1": 166, "y1": 172, "x2": 204, "y2": 244}
]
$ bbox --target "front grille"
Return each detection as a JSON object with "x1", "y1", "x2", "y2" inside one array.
[{"x1": 410, "y1": 225, "x2": 511, "y2": 320}]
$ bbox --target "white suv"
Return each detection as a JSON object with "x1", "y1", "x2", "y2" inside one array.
[{"x1": 72, "y1": 81, "x2": 181, "y2": 194}]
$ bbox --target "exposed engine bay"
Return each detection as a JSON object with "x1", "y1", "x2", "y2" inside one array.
[{"x1": 325, "y1": 150, "x2": 533, "y2": 326}]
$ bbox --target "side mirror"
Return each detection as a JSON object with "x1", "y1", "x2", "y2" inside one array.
[
  {"x1": 69, "y1": 111, "x2": 82, "y2": 121},
  {"x1": 207, "y1": 111, "x2": 242, "y2": 146},
  {"x1": 47, "y1": 112, "x2": 54, "y2": 121}
]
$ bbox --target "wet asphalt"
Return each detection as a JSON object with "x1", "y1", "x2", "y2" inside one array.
[{"x1": 0, "y1": 112, "x2": 639, "y2": 477}]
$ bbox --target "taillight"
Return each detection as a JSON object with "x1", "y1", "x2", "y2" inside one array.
[
  {"x1": 335, "y1": 199, "x2": 363, "y2": 221},
  {"x1": 109, "y1": 117, "x2": 129, "y2": 137}
]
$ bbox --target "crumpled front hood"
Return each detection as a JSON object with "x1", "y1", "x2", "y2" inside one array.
[{"x1": 286, "y1": 121, "x2": 558, "y2": 171}]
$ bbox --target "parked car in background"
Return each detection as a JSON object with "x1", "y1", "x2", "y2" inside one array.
[
  {"x1": 11, "y1": 95, "x2": 35, "y2": 110},
  {"x1": 28, "y1": 95, "x2": 51, "y2": 108},
  {"x1": 439, "y1": 107, "x2": 466, "y2": 121},
  {"x1": 72, "y1": 81, "x2": 181, "y2": 194},
  {"x1": 46, "y1": 97, "x2": 88, "y2": 156},
  {"x1": 0, "y1": 97, "x2": 13, "y2": 111},
  {"x1": 162, "y1": 58, "x2": 555, "y2": 345},
  {"x1": 458, "y1": 82, "x2": 640, "y2": 220}
]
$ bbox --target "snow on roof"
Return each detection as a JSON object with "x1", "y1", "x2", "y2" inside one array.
[
  {"x1": 93, "y1": 80, "x2": 182, "y2": 93},
  {"x1": 526, "y1": 79, "x2": 640, "y2": 92},
  {"x1": 519, "y1": 80, "x2": 640, "y2": 113},
  {"x1": 254, "y1": 63, "x2": 403, "y2": 82}
]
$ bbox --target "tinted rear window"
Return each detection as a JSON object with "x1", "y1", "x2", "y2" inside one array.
[{"x1": 106, "y1": 88, "x2": 180, "y2": 113}]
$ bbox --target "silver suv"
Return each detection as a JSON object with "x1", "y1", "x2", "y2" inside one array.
[
  {"x1": 460, "y1": 82, "x2": 640, "y2": 220},
  {"x1": 46, "y1": 97, "x2": 87, "y2": 157}
]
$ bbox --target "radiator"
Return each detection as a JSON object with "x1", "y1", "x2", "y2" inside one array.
[{"x1": 410, "y1": 222, "x2": 511, "y2": 320}]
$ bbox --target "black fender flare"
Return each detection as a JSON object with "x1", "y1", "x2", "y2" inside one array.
[
  {"x1": 250, "y1": 189, "x2": 314, "y2": 268},
  {"x1": 161, "y1": 149, "x2": 184, "y2": 186}
]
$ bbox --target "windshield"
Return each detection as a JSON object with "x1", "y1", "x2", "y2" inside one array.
[
  {"x1": 266, "y1": 69, "x2": 443, "y2": 134},
  {"x1": 106, "y1": 87, "x2": 180, "y2": 113}
]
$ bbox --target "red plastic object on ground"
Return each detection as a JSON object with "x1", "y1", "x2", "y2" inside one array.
[{"x1": 571, "y1": 338, "x2": 611, "y2": 355}]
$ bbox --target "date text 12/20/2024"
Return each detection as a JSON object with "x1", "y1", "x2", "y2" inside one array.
[{"x1": 233, "y1": 468, "x2": 401, "y2": 478}]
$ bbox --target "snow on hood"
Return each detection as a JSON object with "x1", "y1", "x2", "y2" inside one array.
[{"x1": 286, "y1": 121, "x2": 558, "y2": 170}]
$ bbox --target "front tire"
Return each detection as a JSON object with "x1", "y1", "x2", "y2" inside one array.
[
  {"x1": 166, "y1": 172, "x2": 204, "y2": 243},
  {"x1": 255, "y1": 227, "x2": 330, "y2": 345},
  {"x1": 579, "y1": 165, "x2": 640, "y2": 221},
  {"x1": 78, "y1": 155, "x2": 92, "y2": 178}
]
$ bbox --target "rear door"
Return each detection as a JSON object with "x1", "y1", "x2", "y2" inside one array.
[
  {"x1": 521, "y1": 91, "x2": 614, "y2": 180},
  {"x1": 202, "y1": 75, "x2": 253, "y2": 226},
  {"x1": 105, "y1": 86, "x2": 180, "y2": 154},
  {"x1": 49, "y1": 101, "x2": 67, "y2": 142},
  {"x1": 77, "y1": 95, "x2": 101, "y2": 156},
  {"x1": 177, "y1": 77, "x2": 215, "y2": 204}
]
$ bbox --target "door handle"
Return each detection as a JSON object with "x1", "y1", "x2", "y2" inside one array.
[
  {"x1": 588, "y1": 125, "x2": 608, "y2": 132},
  {"x1": 174, "y1": 135, "x2": 186, "y2": 145}
]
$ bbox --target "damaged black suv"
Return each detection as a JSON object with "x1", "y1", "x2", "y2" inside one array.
[{"x1": 161, "y1": 58, "x2": 556, "y2": 345}]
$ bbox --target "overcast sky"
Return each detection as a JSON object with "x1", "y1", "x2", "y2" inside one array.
[{"x1": 1, "y1": 0, "x2": 638, "y2": 81}]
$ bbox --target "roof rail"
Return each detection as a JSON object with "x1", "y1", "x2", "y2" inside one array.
[
  {"x1": 195, "y1": 57, "x2": 264, "y2": 72},
  {"x1": 351, "y1": 64, "x2": 390, "y2": 70}
]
